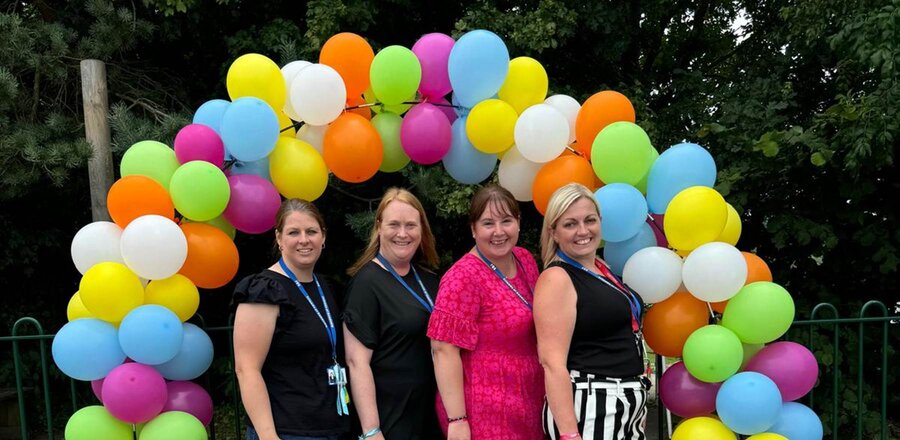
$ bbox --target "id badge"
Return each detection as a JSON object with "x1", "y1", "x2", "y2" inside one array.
[{"x1": 327, "y1": 364, "x2": 347, "y2": 386}]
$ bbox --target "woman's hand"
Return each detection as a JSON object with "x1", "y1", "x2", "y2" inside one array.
[{"x1": 446, "y1": 420, "x2": 471, "y2": 440}]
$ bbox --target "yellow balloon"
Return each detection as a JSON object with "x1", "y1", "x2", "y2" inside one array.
[
  {"x1": 466, "y1": 99, "x2": 517, "y2": 154},
  {"x1": 144, "y1": 274, "x2": 200, "y2": 322},
  {"x1": 66, "y1": 292, "x2": 93, "y2": 321},
  {"x1": 498, "y1": 57, "x2": 548, "y2": 114},
  {"x1": 672, "y1": 417, "x2": 737, "y2": 440},
  {"x1": 664, "y1": 186, "x2": 728, "y2": 251},
  {"x1": 747, "y1": 434, "x2": 788, "y2": 440},
  {"x1": 226, "y1": 53, "x2": 287, "y2": 111},
  {"x1": 716, "y1": 203, "x2": 742, "y2": 245},
  {"x1": 79, "y1": 262, "x2": 144, "y2": 323},
  {"x1": 277, "y1": 110, "x2": 297, "y2": 137},
  {"x1": 269, "y1": 137, "x2": 329, "y2": 201}
]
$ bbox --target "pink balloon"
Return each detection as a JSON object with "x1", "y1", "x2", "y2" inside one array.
[
  {"x1": 223, "y1": 174, "x2": 281, "y2": 234},
  {"x1": 431, "y1": 97, "x2": 458, "y2": 125},
  {"x1": 91, "y1": 378, "x2": 104, "y2": 402},
  {"x1": 659, "y1": 361, "x2": 721, "y2": 418},
  {"x1": 175, "y1": 124, "x2": 225, "y2": 167},
  {"x1": 101, "y1": 363, "x2": 167, "y2": 423},
  {"x1": 648, "y1": 213, "x2": 668, "y2": 247},
  {"x1": 744, "y1": 341, "x2": 819, "y2": 401},
  {"x1": 412, "y1": 33, "x2": 455, "y2": 100},
  {"x1": 162, "y1": 381, "x2": 214, "y2": 426},
  {"x1": 400, "y1": 103, "x2": 452, "y2": 165}
]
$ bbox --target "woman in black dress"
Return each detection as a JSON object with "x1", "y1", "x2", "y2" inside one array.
[{"x1": 343, "y1": 188, "x2": 442, "y2": 440}]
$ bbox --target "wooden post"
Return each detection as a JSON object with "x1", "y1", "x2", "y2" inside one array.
[{"x1": 80, "y1": 59, "x2": 114, "y2": 222}]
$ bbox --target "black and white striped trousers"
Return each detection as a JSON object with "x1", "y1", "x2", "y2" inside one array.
[{"x1": 542, "y1": 370, "x2": 649, "y2": 440}]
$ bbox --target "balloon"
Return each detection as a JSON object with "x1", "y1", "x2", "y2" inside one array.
[
  {"x1": 120, "y1": 215, "x2": 188, "y2": 280},
  {"x1": 365, "y1": 86, "x2": 414, "y2": 115},
  {"x1": 231, "y1": 156, "x2": 271, "y2": 181},
  {"x1": 622, "y1": 246, "x2": 682, "y2": 303},
  {"x1": 269, "y1": 137, "x2": 329, "y2": 200},
  {"x1": 594, "y1": 183, "x2": 648, "y2": 242},
  {"x1": 174, "y1": 124, "x2": 225, "y2": 167},
  {"x1": 192, "y1": 99, "x2": 230, "y2": 134},
  {"x1": 107, "y1": 176, "x2": 175, "y2": 228},
  {"x1": 659, "y1": 361, "x2": 721, "y2": 418},
  {"x1": 664, "y1": 186, "x2": 728, "y2": 251},
  {"x1": 65, "y1": 406, "x2": 132, "y2": 440},
  {"x1": 744, "y1": 252, "x2": 773, "y2": 283},
  {"x1": 371, "y1": 112, "x2": 410, "y2": 172},
  {"x1": 442, "y1": 117, "x2": 497, "y2": 184},
  {"x1": 717, "y1": 372, "x2": 783, "y2": 435},
  {"x1": 574, "y1": 91, "x2": 636, "y2": 156},
  {"x1": 498, "y1": 146, "x2": 543, "y2": 201},
  {"x1": 346, "y1": 94, "x2": 371, "y2": 121},
  {"x1": 102, "y1": 363, "x2": 168, "y2": 423},
  {"x1": 722, "y1": 281, "x2": 795, "y2": 344},
  {"x1": 682, "y1": 242, "x2": 747, "y2": 302},
  {"x1": 219, "y1": 97, "x2": 279, "y2": 162},
  {"x1": 67, "y1": 292, "x2": 92, "y2": 321},
  {"x1": 144, "y1": 274, "x2": 199, "y2": 322},
  {"x1": 741, "y1": 342, "x2": 766, "y2": 369},
  {"x1": 296, "y1": 123, "x2": 328, "y2": 154},
  {"x1": 683, "y1": 325, "x2": 743, "y2": 383},
  {"x1": 646, "y1": 143, "x2": 717, "y2": 214},
  {"x1": 466, "y1": 99, "x2": 517, "y2": 154},
  {"x1": 187, "y1": 214, "x2": 236, "y2": 240},
  {"x1": 178, "y1": 223, "x2": 239, "y2": 289},
  {"x1": 591, "y1": 121, "x2": 657, "y2": 186},
  {"x1": 79, "y1": 262, "x2": 144, "y2": 322},
  {"x1": 139, "y1": 411, "x2": 207, "y2": 440},
  {"x1": 319, "y1": 32, "x2": 375, "y2": 97},
  {"x1": 71, "y1": 221, "x2": 125, "y2": 274},
  {"x1": 745, "y1": 342, "x2": 819, "y2": 401},
  {"x1": 532, "y1": 155, "x2": 596, "y2": 215},
  {"x1": 119, "y1": 305, "x2": 184, "y2": 365},
  {"x1": 768, "y1": 402, "x2": 823, "y2": 440},
  {"x1": 544, "y1": 94, "x2": 580, "y2": 144},
  {"x1": 162, "y1": 381, "x2": 214, "y2": 426},
  {"x1": 276, "y1": 109, "x2": 297, "y2": 136},
  {"x1": 281, "y1": 60, "x2": 312, "y2": 120},
  {"x1": 52, "y1": 318, "x2": 125, "y2": 380},
  {"x1": 121, "y1": 141, "x2": 180, "y2": 191},
  {"x1": 289, "y1": 64, "x2": 347, "y2": 126},
  {"x1": 603, "y1": 223, "x2": 657, "y2": 276},
  {"x1": 448, "y1": 30, "x2": 509, "y2": 107},
  {"x1": 642, "y1": 291, "x2": 709, "y2": 356},
  {"x1": 169, "y1": 161, "x2": 230, "y2": 222},
  {"x1": 226, "y1": 53, "x2": 286, "y2": 110},
  {"x1": 514, "y1": 103, "x2": 569, "y2": 163},
  {"x1": 412, "y1": 33, "x2": 454, "y2": 99},
  {"x1": 672, "y1": 417, "x2": 736, "y2": 440},
  {"x1": 432, "y1": 97, "x2": 458, "y2": 124},
  {"x1": 223, "y1": 174, "x2": 281, "y2": 234},
  {"x1": 370, "y1": 45, "x2": 422, "y2": 105},
  {"x1": 323, "y1": 113, "x2": 383, "y2": 183},
  {"x1": 747, "y1": 434, "x2": 788, "y2": 440},
  {"x1": 498, "y1": 56, "x2": 548, "y2": 114},
  {"x1": 91, "y1": 378, "x2": 104, "y2": 401},
  {"x1": 716, "y1": 203, "x2": 742, "y2": 245},
  {"x1": 399, "y1": 103, "x2": 452, "y2": 164},
  {"x1": 154, "y1": 323, "x2": 214, "y2": 380},
  {"x1": 648, "y1": 213, "x2": 668, "y2": 247}
]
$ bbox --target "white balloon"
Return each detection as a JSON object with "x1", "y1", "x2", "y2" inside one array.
[
  {"x1": 514, "y1": 104, "x2": 569, "y2": 163},
  {"x1": 498, "y1": 146, "x2": 543, "y2": 201},
  {"x1": 622, "y1": 246, "x2": 683, "y2": 303},
  {"x1": 281, "y1": 60, "x2": 311, "y2": 121},
  {"x1": 544, "y1": 94, "x2": 581, "y2": 144},
  {"x1": 289, "y1": 64, "x2": 347, "y2": 126},
  {"x1": 682, "y1": 242, "x2": 748, "y2": 302},
  {"x1": 296, "y1": 123, "x2": 328, "y2": 154},
  {"x1": 71, "y1": 221, "x2": 125, "y2": 274},
  {"x1": 120, "y1": 215, "x2": 188, "y2": 280}
]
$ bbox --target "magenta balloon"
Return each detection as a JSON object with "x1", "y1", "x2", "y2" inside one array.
[
  {"x1": 659, "y1": 361, "x2": 722, "y2": 418},
  {"x1": 101, "y1": 363, "x2": 167, "y2": 423},
  {"x1": 412, "y1": 33, "x2": 455, "y2": 100},
  {"x1": 91, "y1": 378, "x2": 104, "y2": 402},
  {"x1": 744, "y1": 341, "x2": 819, "y2": 401},
  {"x1": 223, "y1": 174, "x2": 281, "y2": 234},
  {"x1": 400, "y1": 103, "x2": 452, "y2": 165},
  {"x1": 162, "y1": 381, "x2": 214, "y2": 426},
  {"x1": 649, "y1": 213, "x2": 668, "y2": 247},
  {"x1": 432, "y1": 97, "x2": 458, "y2": 125},
  {"x1": 174, "y1": 124, "x2": 225, "y2": 167}
]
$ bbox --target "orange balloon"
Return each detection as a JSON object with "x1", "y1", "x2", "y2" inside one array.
[
  {"x1": 107, "y1": 175, "x2": 175, "y2": 228},
  {"x1": 319, "y1": 33, "x2": 375, "y2": 97},
  {"x1": 574, "y1": 91, "x2": 636, "y2": 156},
  {"x1": 531, "y1": 155, "x2": 596, "y2": 215},
  {"x1": 347, "y1": 94, "x2": 372, "y2": 120},
  {"x1": 643, "y1": 291, "x2": 710, "y2": 357},
  {"x1": 178, "y1": 223, "x2": 239, "y2": 289},
  {"x1": 323, "y1": 113, "x2": 383, "y2": 183},
  {"x1": 714, "y1": 253, "x2": 773, "y2": 313}
]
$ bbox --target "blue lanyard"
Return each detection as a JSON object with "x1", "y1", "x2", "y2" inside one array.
[
  {"x1": 473, "y1": 247, "x2": 533, "y2": 310},
  {"x1": 375, "y1": 254, "x2": 434, "y2": 313},
  {"x1": 555, "y1": 251, "x2": 642, "y2": 332},
  {"x1": 278, "y1": 259, "x2": 337, "y2": 360}
]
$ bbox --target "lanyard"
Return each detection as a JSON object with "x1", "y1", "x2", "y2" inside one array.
[
  {"x1": 473, "y1": 247, "x2": 533, "y2": 310},
  {"x1": 375, "y1": 254, "x2": 434, "y2": 313},
  {"x1": 278, "y1": 259, "x2": 337, "y2": 360},
  {"x1": 555, "y1": 251, "x2": 642, "y2": 333}
]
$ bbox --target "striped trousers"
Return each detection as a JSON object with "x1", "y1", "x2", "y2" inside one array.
[{"x1": 542, "y1": 370, "x2": 649, "y2": 440}]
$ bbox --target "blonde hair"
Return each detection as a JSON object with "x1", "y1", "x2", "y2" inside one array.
[
  {"x1": 540, "y1": 183, "x2": 600, "y2": 268},
  {"x1": 347, "y1": 188, "x2": 439, "y2": 275}
]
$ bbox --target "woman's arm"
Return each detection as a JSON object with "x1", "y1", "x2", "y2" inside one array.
[
  {"x1": 432, "y1": 340, "x2": 470, "y2": 440},
  {"x1": 344, "y1": 324, "x2": 385, "y2": 440},
  {"x1": 234, "y1": 303, "x2": 281, "y2": 440}
]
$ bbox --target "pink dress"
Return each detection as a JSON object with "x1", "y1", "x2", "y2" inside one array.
[{"x1": 427, "y1": 247, "x2": 545, "y2": 440}]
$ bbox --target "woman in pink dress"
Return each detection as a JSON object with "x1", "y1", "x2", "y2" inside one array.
[{"x1": 428, "y1": 184, "x2": 544, "y2": 440}]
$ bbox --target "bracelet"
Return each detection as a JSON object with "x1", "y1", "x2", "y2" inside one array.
[
  {"x1": 560, "y1": 432, "x2": 580, "y2": 440},
  {"x1": 359, "y1": 427, "x2": 381, "y2": 439},
  {"x1": 447, "y1": 414, "x2": 468, "y2": 423}
]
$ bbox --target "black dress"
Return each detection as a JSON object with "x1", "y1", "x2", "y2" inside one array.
[
  {"x1": 343, "y1": 261, "x2": 442, "y2": 439},
  {"x1": 233, "y1": 270, "x2": 350, "y2": 437}
]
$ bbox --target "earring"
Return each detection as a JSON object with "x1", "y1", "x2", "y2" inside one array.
[
  {"x1": 322, "y1": 243, "x2": 326, "y2": 249},
  {"x1": 278, "y1": 245, "x2": 283, "y2": 251}
]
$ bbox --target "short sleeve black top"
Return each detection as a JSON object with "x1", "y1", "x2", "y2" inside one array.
[{"x1": 232, "y1": 270, "x2": 350, "y2": 437}]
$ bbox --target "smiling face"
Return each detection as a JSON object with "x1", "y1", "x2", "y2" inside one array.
[
  {"x1": 472, "y1": 200, "x2": 520, "y2": 262},
  {"x1": 276, "y1": 211, "x2": 325, "y2": 272},
  {"x1": 550, "y1": 196, "x2": 601, "y2": 261},
  {"x1": 378, "y1": 200, "x2": 422, "y2": 265}
]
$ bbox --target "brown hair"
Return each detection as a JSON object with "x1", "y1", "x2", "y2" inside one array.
[
  {"x1": 468, "y1": 184, "x2": 520, "y2": 226},
  {"x1": 275, "y1": 198, "x2": 326, "y2": 236},
  {"x1": 540, "y1": 183, "x2": 599, "y2": 268}
]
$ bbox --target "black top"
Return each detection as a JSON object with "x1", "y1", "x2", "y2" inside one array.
[
  {"x1": 233, "y1": 270, "x2": 350, "y2": 437},
  {"x1": 343, "y1": 261, "x2": 442, "y2": 440},
  {"x1": 550, "y1": 261, "x2": 645, "y2": 378}
]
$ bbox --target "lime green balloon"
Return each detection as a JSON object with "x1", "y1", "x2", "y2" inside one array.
[
  {"x1": 722, "y1": 281, "x2": 795, "y2": 344},
  {"x1": 634, "y1": 148, "x2": 659, "y2": 193},
  {"x1": 121, "y1": 141, "x2": 180, "y2": 191},
  {"x1": 365, "y1": 87, "x2": 414, "y2": 115},
  {"x1": 370, "y1": 45, "x2": 422, "y2": 105},
  {"x1": 169, "y1": 161, "x2": 230, "y2": 221},
  {"x1": 591, "y1": 121, "x2": 657, "y2": 186},
  {"x1": 200, "y1": 214, "x2": 236, "y2": 239},
  {"x1": 65, "y1": 406, "x2": 133, "y2": 440},
  {"x1": 371, "y1": 112, "x2": 410, "y2": 172},
  {"x1": 139, "y1": 411, "x2": 207, "y2": 440},
  {"x1": 682, "y1": 325, "x2": 743, "y2": 383}
]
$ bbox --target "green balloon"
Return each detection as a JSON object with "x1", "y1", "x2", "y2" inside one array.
[
  {"x1": 371, "y1": 112, "x2": 410, "y2": 172},
  {"x1": 169, "y1": 161, "x2": 230, "y2": 221},
  {"x1": 722, "y1": 281, "x2": 795, "y2": 344},
  {"x1": 121, "y1": 140, "x2": 181, "y2": 191},
  {"x1": 634, "y1": 148, "x2": 658, "y2": 194},
  {"x1": 365, "y1": 87, "x2": 414, "y2": 115},
  {"x1": 590, "y1": 121, "x2": 657, "y2": 186},
  {"x1": 741, "y1": 342, "x2": 766, "y2": 369},
  {"x1": 65, "y1": 406, "x2": 133, "y2": 440},
  {"x1": 186, "y1": 214, "x2": 236, "y2": 239},
  {"x1": 682, "y1": 325, "x2": 743, "y2": 383},
  {"x1": 370, "y1": 45, "x2": 422, "y2": 105},
  {"x1": 139, "y1": 411, "x2": 207, "y2": 440}
]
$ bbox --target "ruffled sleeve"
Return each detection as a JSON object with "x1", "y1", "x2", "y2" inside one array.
[
  {"x1": 232, "y1": 271, "x2": 294, "y2": 310},
  {"x1": 427, "y1": 258, "x2": 481, "y2": 350}
]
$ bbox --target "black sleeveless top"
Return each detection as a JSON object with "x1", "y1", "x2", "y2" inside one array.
[{"x1": 550, "y1": 261, "x2": 645, "y2": 378}]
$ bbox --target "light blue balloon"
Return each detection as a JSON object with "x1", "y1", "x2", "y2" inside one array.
[
  {"x1": 443, "y1": 117, "x2": 497, "y2": 184},
  {"x1": 154, "y1": 323, "x2": 214, "y2": 380},
  {"x1": 717, "y1": 372, "x2": 783, "y2": 435},
  {"x1": 192, "y1": 99, "x2": 230, "y2": 134},
  {"x1": 769, "y1": 402, "x2": 824, "y2": 440},
  {"x1": 603, "y1": 223, "x2": 656, "y2": 276},
  {"x1": 220, "y1": 97, "x2": 279, "y2": 162},
  {"x1": 118, "y1": 305, "x2": 183, "y2": 365},
  {"x1": 231, "y1": 157, "x2": 271, "y2": 181},
  {"x1": 646, "y1": 142, "x2": 717, "y2": 214},
  {"x1": 52, "y1": 319, "x2": 125, "y2": 381},
  {"x1": 448, "y1": 30, "x2": 510, "y2": 107},
  {"x1": 594, "y1": 183, "x2": 648, "y2": 242},
  {"x1": 451, "y1": 93, "x2": 470, "y2": 118}
]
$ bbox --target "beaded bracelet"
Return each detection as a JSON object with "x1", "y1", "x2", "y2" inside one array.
[
  {"x1": 559, "y1": 432, "x2": 580, "y2": 440},
  {"x1": 359, "y1": 427, "x2": 381, "y2": 439},
  {"x1": 447, "y1": 415, "x2": 468, "y2": 423}
]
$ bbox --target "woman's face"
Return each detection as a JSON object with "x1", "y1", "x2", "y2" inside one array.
[
  {"x1": 276, "y1": 211, "x2": 325, "y2": 271},
  {"x1": 551, "y1": 197, "x2": 601, "y2": 261},
  {"x1": 471, "y1": 200, "x2": 520, "y2": 262},
  {"x1": 378, "y1": 200, "x2": 422, "y2": 264}
]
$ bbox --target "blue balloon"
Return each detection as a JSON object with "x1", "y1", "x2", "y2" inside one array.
[
  {"x1": 594, "y1": 183, "x2": 648, "y2": 242},
  {"x1": 52, "y1": 319, "x2": 125, "y2": 381},
  {"x1": 154, "y1": 323, "x2": 214, "y2": 380},
  {"x1": 603, "y1": 223, "x2": 656, "y2": 276},
  {"x1": 646, "y1": 143, "x2": 717, "y2": 214},
  {"x1": 118, "y1": 305, "x2": 183, "y2": 365},
  {"x1": 451, "y1": 94, "x2": 470, "y2": 118},
  {"x1": 717, "y1": 372, "x2": 783, "y2": 435},
  {"x1": 192, "y1": 99, "x2": 230, "y2": 134},
  {"x1": 219, "y1": 97, "x2": 279, "y2": 162},
  {"x1": 769, "y1": 402, "x2": 824, "y2": 440},
  {"x1": 448, "y1": 30, "x2": 510, "y2": 107},
  {"x1": 231, "y1": 157, "x2": 271, "y2": 181},
  {"x1": 443, "y1": 117, "x2": 497, "y2": 184}
]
